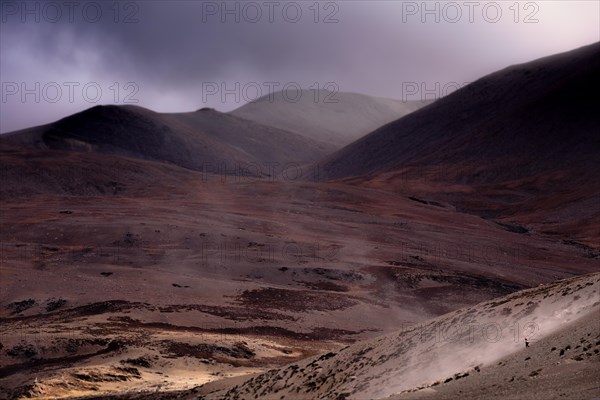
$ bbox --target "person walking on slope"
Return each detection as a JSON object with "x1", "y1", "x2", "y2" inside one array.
[{"x1": 525, "y1": 338, "x2": 530, "y2": 348}]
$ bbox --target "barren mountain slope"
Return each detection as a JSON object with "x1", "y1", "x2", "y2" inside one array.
[
  {"x1": 319, "y1": 42, "x2": 600, "y2": 182},
  {"x1": 196, "y1": 272, "x2": 600, "y2": 400},
  {"x1": 2, "y1": 142, "x2": 598, "y2": 399},
  {"x1": 1, "y1": 105, "x2": 333, "y2": 173},
  {"x1": 231, "y1": 90, "x2": 429, "y2": 147},
  {"x1": 314, "y1": 42, "x2": 600, "y2": 247}
]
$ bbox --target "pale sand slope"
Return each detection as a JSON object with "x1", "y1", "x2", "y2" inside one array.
[
  {"x1": 392, "y1": 310, "x2": 599, "y2": 400},
  {"x1": 230, "y1": 90, "x2": 430, "y2": 147},
  {"x1": 196, "y1": 272, "x2": 600, "y2": 400}
]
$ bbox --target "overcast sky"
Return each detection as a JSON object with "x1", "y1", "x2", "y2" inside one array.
[{"x1": 1, "y1": 0, "x2": 598, "y2": 133}]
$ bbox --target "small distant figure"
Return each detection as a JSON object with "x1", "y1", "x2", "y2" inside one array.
[{"x1": 525, "y1": 338, "x2": 530, "y2": 348}]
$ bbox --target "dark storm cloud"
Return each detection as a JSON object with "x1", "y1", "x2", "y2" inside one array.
[
  {"x1": 4, "y1": 2, "x2": 350, "y2": 86},
  {"x1": 1, "y1": 0, "x2": 598, "y2": 132}
]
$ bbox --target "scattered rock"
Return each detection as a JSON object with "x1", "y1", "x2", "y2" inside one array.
[
  {"x1": 46, "y1": 298, "x2": 67, "y2": 312},
  {"x1": 7, "y1": 299, "x2": 36, "y2": 314},
  {"x1": 6, "y1": 342, "x2": 37, "y2": 359},
  {"x1": 122, "y1": 356, "x2": 152, "y2": 368}
]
